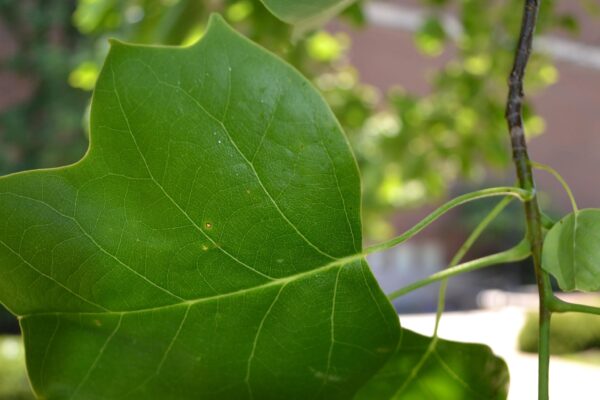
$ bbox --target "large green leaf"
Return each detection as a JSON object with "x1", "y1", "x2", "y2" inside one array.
[
  {"x1": 542, "y1": 209, "x2": 600, "y2": 291},
  {"x1": 0, "y1": 15, "x2": 400, "y2": 399},
  {"x1": 354, "y1": 329, "x2": 509, "y2": 400}
]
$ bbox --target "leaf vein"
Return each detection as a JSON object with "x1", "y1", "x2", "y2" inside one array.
[
  {"x1": 110, "y1": 66, "x2": 275, "y2": 282},
  {"x1": 3, "y1": 192, "x2": 183, "y2": 302},
  {"x1": 70, "y1": 314, "x2": 124, "y2": 399},
  {"x1": 150, "y1": 74, "x2": 338, "y2": 261},
  {"x1": 0, "y1": 238, "x2": 107, "y2": 311},
  {"x1": 245, "y1": 283, "x2": 287, "y2": 399}
]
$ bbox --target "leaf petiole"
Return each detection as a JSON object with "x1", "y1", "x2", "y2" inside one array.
[
  {"x1": 548, "y1": 297, "x2": 600, "y2": 316},
  {"x1": 531, "y1": 161, "x2": 579, "y2": 213},
  {"x1": 386, "y1": 239, "x2": 531, "y2": 301},
  {"x1": 364, "y1": 186, "x2": 532, "y2": 256},
  {"x1": 434, "y1": 196, "x2": 514, "y2": 336}
]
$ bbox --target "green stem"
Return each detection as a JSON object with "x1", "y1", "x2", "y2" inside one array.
[
  {"x1": 549, "y1": 298, "x2": 600, "y2": 316},
  {"x1": 387, "y1": 240, "x2": 530, "y2": 300},
  {"x1": 434, "y1": 196, "x2": 514, "y2": 336},
  {"x1": 505, "y1": 1, "x2": 553, "y2": 398},
  {"x1": 531, "y1": 161, "x2": 579, "y2": 213},
  {"x1": 448, "y1": 197, "x2": 514, "y2": 273},
  {"x1": 365, "y1": 187, "x2": 531, "y2": 256},
  {"x1": 538, "y1": 306, "x2": 551, "y2": 400}
]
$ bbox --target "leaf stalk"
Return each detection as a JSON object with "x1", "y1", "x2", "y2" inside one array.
[
  {"x1": 548, "y1": 298, "x2": 600, "y2": 316},
  {"x1": 531, "y1": 161, "x2": 579, "y2": 213},
  {"x1": 364, "y1": 187, "x2": 531, "y2": 256},
  {"x1": 434, "y1": 196, "x2": 514, "y2": 336},
  {"x1": 386, "y1": 239, "x2": 531, "y2": 300}
]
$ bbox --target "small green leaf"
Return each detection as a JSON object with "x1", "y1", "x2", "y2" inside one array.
[
  {"x1": 0, "y1": 14, "x2": 399, "y2": 399},
  {"x1": 542, "y1": 209, "x2": 600, "y2": 292},
  {"x1": 260, "y1": 0, "x2": 356, "y2": 35},
  {"x1": 355, "y1": 329, "x2": 510, "y2": 400}
]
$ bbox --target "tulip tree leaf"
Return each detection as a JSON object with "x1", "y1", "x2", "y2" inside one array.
[
  {"x1": 354, "y1": 329, "x2": 510, "y2": 400},
  {"x1": 542, "y1": 209, "x2": 600, "y2": 292},
  {"x1": 0, "y1": 15, "x2": 400, "y2": 399}
]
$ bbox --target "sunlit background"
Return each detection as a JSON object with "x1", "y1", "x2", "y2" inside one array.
[{"x1": 0, "y1": 0, "x2": 599, "y2": 398}]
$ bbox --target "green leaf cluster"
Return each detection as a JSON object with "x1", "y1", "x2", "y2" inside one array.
[{"x1": 354, "y1": 0, "x2": 571, "y2": 223}]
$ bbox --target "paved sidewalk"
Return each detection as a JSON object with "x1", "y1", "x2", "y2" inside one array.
[{"x1": 400, "y1": 307, "x2": 600, "y2": 400}]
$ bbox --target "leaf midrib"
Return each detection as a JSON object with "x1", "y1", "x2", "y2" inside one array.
[
  {"x1": 2, "y1": 186, "x2": 363, "y2": 318},
  {"x1": 18, "y1": 254, "x2": 361, "y2": 319}
]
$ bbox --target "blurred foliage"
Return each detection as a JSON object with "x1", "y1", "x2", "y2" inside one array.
[
  {"x1": 0, "y1": 0, "x2": 586, "y2": 243},
  {"x1": 0, "y1": 336, "x2": 34, "y2": 399},
  {"x1": 519, "y1": 308, "x2": 600, "y2": 355},
  {"x1": 0, "y1": 1, "x2": 91, "y2": 174},
  {"x1": 354, "y1": 0, "x2": 579, "y2": 240}
]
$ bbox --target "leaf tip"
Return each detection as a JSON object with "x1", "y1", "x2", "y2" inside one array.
[
  {"x1": 206, "y1": 13, "x2": 232, "y2": 35},
  {"x1": 176, "y1": 13, "x2": 235, "y2": 49}
]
